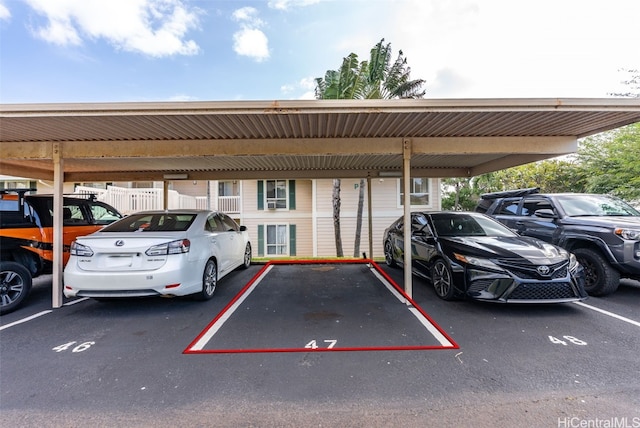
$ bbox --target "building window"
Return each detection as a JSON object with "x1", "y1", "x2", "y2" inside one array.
[
  {"x1": 266, "y1": 179, "x2": 287, "y2": 209},
  {"x1": 266, "y1": 224, "x2": 288, "y2": 255},
  {"x1": 218, "y1": 180, "x2": 239, "y2": 197},
  {"x1": 399, "y1": 178, "x2": 432, "y2": 207}
]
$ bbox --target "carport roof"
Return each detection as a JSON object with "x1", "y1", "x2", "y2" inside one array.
[{"x1": 1, "y1": 98, "x2": 640, "y2": 182}]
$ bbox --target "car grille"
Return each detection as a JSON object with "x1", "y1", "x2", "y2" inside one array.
[
  {"x1": 496, "y1": 259, "x2": 568, "y2": 280},
  {"x1": 508, "y1": 282, "x2": 576, "y2": 300}
]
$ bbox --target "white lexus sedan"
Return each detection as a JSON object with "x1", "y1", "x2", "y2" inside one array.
[{"x1": 64, "y1": 210, "x2": 251, "y2": 300}]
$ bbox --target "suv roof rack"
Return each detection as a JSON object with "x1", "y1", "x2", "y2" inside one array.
[
  {"x1": 0, "y1": 188, "x2": 38, "y2": 208},
  {"x1": 0, "y1": 188, "x2": 37, "y2": 196},
  {"x1": 480, "y1": 187, "x2": 540, "y2": 200},
  {"x1": 25, "y1": 192, "x2": 100, "y2": 202}
]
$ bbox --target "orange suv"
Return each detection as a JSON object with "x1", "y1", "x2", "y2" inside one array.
[{"x1": 0, "y1": 189, "x2": 122, "y2": 314}]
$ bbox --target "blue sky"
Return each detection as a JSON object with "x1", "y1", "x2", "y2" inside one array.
[{"x1": 0, "y1": 0, "x2": 638, "y2": 103}]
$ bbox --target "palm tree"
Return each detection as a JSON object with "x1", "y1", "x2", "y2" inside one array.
[{"x1": 315, "y1": 39, "x2": 425, "y2": 257}]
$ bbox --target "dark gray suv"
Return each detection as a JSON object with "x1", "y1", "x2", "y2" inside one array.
[{"x1": 477, "y1": 188, "x2": 640, "y2": 296}]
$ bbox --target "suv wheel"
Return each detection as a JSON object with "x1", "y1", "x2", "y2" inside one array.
[
  {"x1": 0, "y1": 262, "x2": 33, "y2": 315},
  {"x1": 573, "y1": 248, "x2": 620, "y2": 296}
]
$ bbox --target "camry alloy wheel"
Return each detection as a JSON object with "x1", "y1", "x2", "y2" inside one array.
[
  {"x1": 432, "y1": 260, "x2": 455, "y2": 301},
  {"x1": 384, "y1": 240, "x2": 397, "y2": 267}
]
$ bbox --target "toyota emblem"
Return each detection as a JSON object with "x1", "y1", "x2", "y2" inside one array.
[
  {"x1": 115, "y1": 240, "x2": 125, "y2": 247},
  {"x1": 537, "y1": 265, "x2": 550, "y2": 275}
]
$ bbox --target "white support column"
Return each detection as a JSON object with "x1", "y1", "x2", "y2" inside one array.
[
  {"x1": 312, "y1": 179, "x2": 318, "y2": 257},
  {"x1": 402, "y1": 139, "x2": 412, "y2": 300},
  {"x1": 52, "y1": 143, "x2": 64, "y2": 308},
  {"x1": 367, "y1": 175, "x2": 373, "y2": 260}
]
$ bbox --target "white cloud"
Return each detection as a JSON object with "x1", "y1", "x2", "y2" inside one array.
[
  {"x1": 231, "y1": 7, "x2": 269, "y2": 62},
  {"x1": 168, "y1": 94, "x2": 199, "y2": 101},
  {"x1": 24, "y1": 0, "x2": 202, "y2": 57},
  {"x1": 267, "y1": 0, "x2": 324, "y2": 11},
  {"x1": 0, "y1": 1, "x2": 11, "y2": 21},
  {"x1": 343, "y1": 0, "x2": 640, "y2": 98},
  {"x1": 281, "y1": 76, "x2": 316, "y2": 99}
]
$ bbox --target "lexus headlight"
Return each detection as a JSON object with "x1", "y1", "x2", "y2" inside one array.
[{"x1": 614, "y1": 228, "x2": 640, "y2": 241}]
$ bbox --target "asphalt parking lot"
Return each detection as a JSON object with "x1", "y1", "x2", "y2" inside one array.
[{"x1": 1, "y1": 261, "x2": 639, "y2": 427}]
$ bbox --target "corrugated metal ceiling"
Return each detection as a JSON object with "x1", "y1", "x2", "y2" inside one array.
[{"x1": 1, "y1": 98, "x2": 639, "y2": 181}]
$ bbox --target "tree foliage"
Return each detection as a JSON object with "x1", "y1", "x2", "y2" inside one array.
[
  {"x1": 315, "y1": 39, "x2": 425, "y2": 256},
  {"x1": 608, "y1": 68, "x2": 639, "y2": 98},
  {"x1": 315, "y1": 39, "x2": 425, "y2": 100},
  {"x1": 577, "y1": 123, "x2": 640, "y2": 201}
]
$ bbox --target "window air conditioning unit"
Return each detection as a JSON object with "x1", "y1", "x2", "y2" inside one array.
[{"x1": 267, "y1": 201, "x2": 277, "y2": 210}]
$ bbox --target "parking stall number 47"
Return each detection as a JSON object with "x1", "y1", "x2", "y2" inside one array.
[
  {"x1": 305, "y1": 339, "x2": 337, "y2": 349},
  {"x1": 548, "y1": 335, "x2": 587, "y2": 346}
]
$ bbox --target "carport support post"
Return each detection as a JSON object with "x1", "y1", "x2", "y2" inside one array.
[
  {"x1": 402, "y1": 139, "x2": 413, "y2": 300},
  {"x1": 163, "y1": 181, "x2": 169, "y2": 210},
  {"x1": 52, "y1": 143, "x2": 64, "y2": 308},
  {"x1": 367, "y1": 175, "x2": 373, "y2": 260}
]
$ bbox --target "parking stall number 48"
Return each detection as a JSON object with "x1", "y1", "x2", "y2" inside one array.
[{"x1": 548, "y1": 335, "x2": 587, "y2": 346}]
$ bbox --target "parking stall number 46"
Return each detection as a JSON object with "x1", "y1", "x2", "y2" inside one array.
[
  {"x1": 548, "y1": 335, "x2": 587, "y2": 346},
  {"x1": 52, "y1": 341, "x2": 95, "y2": 353}
]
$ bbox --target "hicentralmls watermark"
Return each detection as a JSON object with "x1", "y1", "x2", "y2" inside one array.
[{"x1": 558, "y1": 417, "x2": 640, "y2": 428}]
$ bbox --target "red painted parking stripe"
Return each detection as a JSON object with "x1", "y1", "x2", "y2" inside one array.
[{"x1": 184, "y1": 259, "x2": 459, "y2": 354}]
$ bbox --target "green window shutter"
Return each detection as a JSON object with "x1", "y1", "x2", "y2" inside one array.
[
  {"x1": 257, "y1": 224, "x2": 264, "y2": 256},
  {"x1": 289, "y1": 224, "x2": 296, "y2": 256},
  {"x1": 288, "y1": 180, "x2": 296, "y2": 210},
  {"x1": 257, "y1": 181, "x2": 264, "y2": 210}
]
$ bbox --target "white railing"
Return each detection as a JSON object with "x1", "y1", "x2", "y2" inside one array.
[
  {"x1": 218, "y1": 196, "x2": 240, "y2": 213},
  {"x1": 196, "y1": 197, "x2": 209, "y2": 210},
  {"x1": 74, "y1": 185, "x2": 240, "y2": 215}
]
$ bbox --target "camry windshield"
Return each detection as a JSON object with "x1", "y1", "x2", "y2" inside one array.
[
  {"x1": 555, "y1": 195, "x2": 640, "y2": 217},
  {"x1": 430, "y1": 213, "x2": 516, "y2": 237},
  {"x1": 102, "y1": 213, "x2": 196, "y2": 232}
]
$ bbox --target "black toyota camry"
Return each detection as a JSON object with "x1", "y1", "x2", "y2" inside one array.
[{"x1": 383, "y1": 211, "x2": 587, "y2": 303}]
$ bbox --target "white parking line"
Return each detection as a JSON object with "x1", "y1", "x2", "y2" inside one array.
[
  {"x1": 0, "y1": 310, "x2": 52, "y2": 331},
  {"x1": 64, "y1": 297, "x2": 90, "y2": 306},
  {"x1": 575, "y1": 301, "x2": 640, "y2": 328},
  {"x1": 407, "y1": 306, "x2": 455, "y2": 347},
  {"x1": 0, "y1": 299, "x2": 90, "y2": 332},
  {"x1": 369, "y1": 265, "x2": 406, "y2": 303},
  {"x1": 370, "y1": 265, "x2": 455, "y2": 348},
  {"x1": 189, "y1": 264, "x2": 273, "y2": 351}
]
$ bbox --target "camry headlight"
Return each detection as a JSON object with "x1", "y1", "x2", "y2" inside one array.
[
  {"x1": 614, "y1": 228, "x2": 640, "y2": 241},
  {"x1": 454, "y1": 253, "x2": 502, "y2": 271}
]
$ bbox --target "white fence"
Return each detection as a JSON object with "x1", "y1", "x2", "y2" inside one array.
[
  {"x1": 74, "y1": 185, "x2": 238, "y2": 215},
  {"x1": 218, "y1": 195, "x2": 240, "y2": 213}
]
